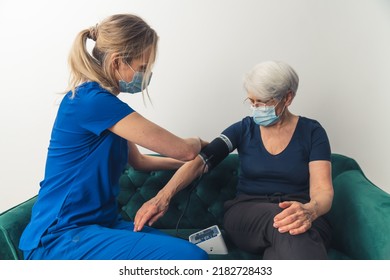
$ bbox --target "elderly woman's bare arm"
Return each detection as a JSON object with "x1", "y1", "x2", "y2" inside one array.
[
  {"x1": 273, "y1": 160, "x2": 334, "y2": 235},
  {"x1": 133, "y1": 156, "x2": 206, "y2": 232}
]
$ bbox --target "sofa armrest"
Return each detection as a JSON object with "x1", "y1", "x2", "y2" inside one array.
[
  {"x1": 328, "y1": 169, "x2": 390, "y2": 259},
  {"x1": 0, "y1": 196, "x2": 36, "y2": 260}
]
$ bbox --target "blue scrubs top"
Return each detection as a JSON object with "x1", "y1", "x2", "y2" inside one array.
[
  {"x1": 221, "y1": 116, "x2": 331, "y2": 196},
  {"x1": 20, "y1": 82, "x2": 133, "y2": 251}
]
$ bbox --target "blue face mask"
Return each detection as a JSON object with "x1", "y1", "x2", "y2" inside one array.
[
  {"x1": 118, "y1": 64, "x2": 152, "y2": 94},
  {"x1": 252, "y1": 100, "x2": 284, "y2": 127}
]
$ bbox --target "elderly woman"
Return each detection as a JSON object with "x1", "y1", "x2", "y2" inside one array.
[{"x1": 134, "y1": 61, "x2": 334, "y2": 260}]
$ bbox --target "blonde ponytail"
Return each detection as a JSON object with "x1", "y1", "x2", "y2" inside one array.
[{"x1": 66, "y1": 14, "x2": 158, "y2": 97}]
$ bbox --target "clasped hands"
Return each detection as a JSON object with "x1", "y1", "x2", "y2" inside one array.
[{"x1": 273, "y1": 201, "x2": 318, "y2": 235}]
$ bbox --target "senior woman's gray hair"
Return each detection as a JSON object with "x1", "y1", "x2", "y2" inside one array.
[{"x1": 243, "y1": 61, "x2": 299, "y2": 101}]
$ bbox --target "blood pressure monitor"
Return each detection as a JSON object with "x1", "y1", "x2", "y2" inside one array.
[{"x1": 189, "y1": 225, "x2": 228, "y2": 255}]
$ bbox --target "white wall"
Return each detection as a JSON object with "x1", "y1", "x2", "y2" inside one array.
[{"x1": 1, "y1": 0, "x2": 389, "y2": 212}]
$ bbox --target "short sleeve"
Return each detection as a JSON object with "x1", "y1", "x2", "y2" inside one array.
[
  {"x1": 310, "y1": 122, "x2": 331, "y2": 162},
  {"x1": 74, "y1": 88, "x2": 134, "y2": 136},
  {"x1": 221, "y1": 120, "x2": 244, "y2": 152}
]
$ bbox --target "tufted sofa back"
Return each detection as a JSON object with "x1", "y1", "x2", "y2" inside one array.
[
  {"x1": 118, "y1": 154, "x2": 240, "y2": 229},
  {"x1": 117, "y1": 153, "x2": 362, "y2": 230}
]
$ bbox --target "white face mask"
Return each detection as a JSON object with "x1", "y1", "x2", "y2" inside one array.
[
  {"x1": 118, "y1": 63, "x2": 152, "y2": 94},
  {"x1": 251, "y1": 100, "x2": 284, "y2": 126},
  {"x1": 118, "y1": 72, "x2": 152, "y2": 94}
]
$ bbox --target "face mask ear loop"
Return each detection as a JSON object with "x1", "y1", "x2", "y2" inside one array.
[
  {"x1": 277, "y1": 104, "x2": 287, "y2": 118},
  {"x1": 275, "y1": 95, "x2": 289, "y2": 118},
  {"x1": 118, "y1": 62, "x2": 139, "y2": 82},
  {"x1": 117, "y1": 60, "x2": 136, "y2": 82},
  {"x1": 116, "y1": 70, "x2": 125, "y2": 82},
  {"x1": 273, "y1": 99, "x2": 282, "y2": 108},
  {"x1": 125, "y1": 62, "x2": 136, "y2": 74}
]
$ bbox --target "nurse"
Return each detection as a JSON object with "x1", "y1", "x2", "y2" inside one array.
[{"x1": 19, "y1": 14, "x2": 208, "y2": 260}]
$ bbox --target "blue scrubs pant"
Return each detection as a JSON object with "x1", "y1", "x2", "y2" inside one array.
[{"x1": 23, "y1": 220, "x2": 208, "y2": 260}]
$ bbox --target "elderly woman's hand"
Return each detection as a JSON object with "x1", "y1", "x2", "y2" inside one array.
[{"x1": 272, "y1": 200, "x2": 318, "y2": 235}]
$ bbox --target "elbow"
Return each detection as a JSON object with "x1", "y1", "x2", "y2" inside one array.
[
  {"x1": 328, "y1": 188, "x2": 335, "y2": 208},
  {"x1": 179, "y1": 150, "x2": 198, "y2": 161},
  {"x1": 176, "y1": 138, "x2": 201, "y2": 161},
  {"x1": 328, "y1": 184, "x2": 335, "y2": 202},
  {"x1": 177, "y1": 143, "x2": 200, "y2": 161},
  {"x1": 130, "y1": 161, "x2": 144, "y2": 171},
  {"x1": 128, "y1": 154, "x2": 147, "y2": 171},
  {"x1": 324, "y1": 187, "x2": 335, "y2": 215}
]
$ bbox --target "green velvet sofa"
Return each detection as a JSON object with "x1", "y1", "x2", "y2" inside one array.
[{"x1": 1, "y1": 153, "x2": 389, "y2": 260}]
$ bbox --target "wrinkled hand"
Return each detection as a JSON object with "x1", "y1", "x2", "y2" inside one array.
[
  {"x1": 133, "y1": 196, "x2": 170, "y2": 232},
  {"x1": 273, "y1": 201, "x2": 317, "y2": 235}
]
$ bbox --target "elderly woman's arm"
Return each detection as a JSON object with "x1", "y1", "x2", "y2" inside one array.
[
  {"x1": 273, "y1": 160, "x2": 334, "y2": 235},
  {"x1": 133, "y1": 156, "x2": 206, "y2": 232}
]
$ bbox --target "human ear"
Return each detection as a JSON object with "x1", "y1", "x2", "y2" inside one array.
[
  {"x1": 110, "y1": 53, "x2": 121, "y2": 71},
  {"x1": 284, "y1": 90, "x2": 294, "y2": 106}
]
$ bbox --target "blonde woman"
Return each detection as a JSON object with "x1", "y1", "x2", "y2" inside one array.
[{"x1": 19, "y1": 14, "x2": 207, "y2": 260}]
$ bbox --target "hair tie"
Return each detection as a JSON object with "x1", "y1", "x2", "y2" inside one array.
[{"x1": 88, "y1": 24, "x2": 98, "y2": 41}]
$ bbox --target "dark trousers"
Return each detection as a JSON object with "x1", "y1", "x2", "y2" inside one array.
[{"x1": 223, "y1": 193, "x2": 332, "y2": 260}]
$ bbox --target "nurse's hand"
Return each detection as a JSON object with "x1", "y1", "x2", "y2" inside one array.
[{"x1": 133, "y1": 195, "x2": 170, "y2": 232}]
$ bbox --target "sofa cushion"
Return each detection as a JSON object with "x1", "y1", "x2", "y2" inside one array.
[{"x1": 0, "y1": 196, "x2": 36, "y2": 260}]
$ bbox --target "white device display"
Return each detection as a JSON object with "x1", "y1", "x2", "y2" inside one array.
[{"x1": 189, "y1": 225, "x2": 228, "y2": 255}]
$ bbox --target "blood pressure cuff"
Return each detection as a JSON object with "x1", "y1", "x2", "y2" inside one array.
[{"x1": 198, "y1": 134, "x2": 234, "y2": 171}]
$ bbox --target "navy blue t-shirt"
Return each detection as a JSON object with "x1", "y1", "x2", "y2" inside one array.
[
  {"x1": 221, "y1": 116, "x2": 331, "y2": 196},
  {"x1": 20, "y1": 82, "x2": 134, "y2": 250}
]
